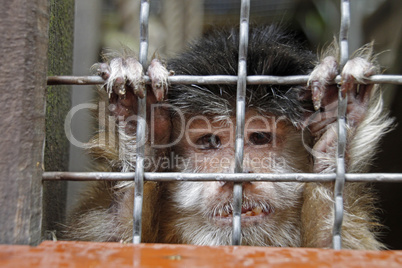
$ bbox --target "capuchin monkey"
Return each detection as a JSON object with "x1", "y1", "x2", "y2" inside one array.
[{"x1": 63, "y1": 25, "x2": 393, "y2": 249}]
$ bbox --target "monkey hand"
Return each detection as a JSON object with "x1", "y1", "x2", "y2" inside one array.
[
  {"x1": 96, "y1": 56, "x2": 170, "y2": 99},
  {"x1": 307, "y1": 50, "x2": 379, "y2": 172},
  {"x1": 94, "y1": 56, "x2": 172, "y2": 144}
]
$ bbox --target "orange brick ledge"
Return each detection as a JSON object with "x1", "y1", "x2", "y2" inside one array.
[{"x1": 1, "y1": 241, "x2": 402, "y2": 267}]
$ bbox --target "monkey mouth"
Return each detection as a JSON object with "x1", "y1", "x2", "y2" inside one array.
[{"x1": 212, "y1": 205, "x2": 271, "y2": 226}]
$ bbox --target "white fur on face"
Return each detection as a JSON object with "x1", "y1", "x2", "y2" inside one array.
[
  {"x1": 164, "y1": 112, "x2": 310, "y2": 246},
  {"x1": 167, "y1": 180, "x2": 304, "y2": 246}
]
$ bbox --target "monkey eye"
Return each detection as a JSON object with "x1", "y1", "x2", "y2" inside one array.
[
  {"x1": 249, "y1": 132, "x2": 273, "y2": 145},
  {"x1": 196, "y1": 134, "x2": 221, "y2": 149}
]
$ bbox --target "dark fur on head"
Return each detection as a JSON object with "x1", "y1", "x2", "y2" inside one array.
[{"x1": 167, "y1": 25, "x2": 316, "y2": 124}]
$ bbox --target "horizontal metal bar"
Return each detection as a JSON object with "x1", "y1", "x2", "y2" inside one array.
[
  {"x1": 42, "y1": 171, "x2": 402, "y2": 182},
  {"x1": 46, "y1": 74, "x2": 402, "y2": 86},
  {"x1": 47, "y1": 76, "x2": 105, "y2": 85}
]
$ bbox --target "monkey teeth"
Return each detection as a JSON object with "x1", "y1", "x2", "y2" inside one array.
[
  {"x1": 252, "y1": 206, "x2": 263, "y2": 214},
  {"x1": 242, "y1": 206, "x2": 263, "y2": 217},
  {"x1": 219, "y1": 206, "x2": 264, "y2": 217}
]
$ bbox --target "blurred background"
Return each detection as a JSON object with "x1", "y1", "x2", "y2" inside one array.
[{"x1": 68, "y1": 0, "x2": 402, "y2": 249}]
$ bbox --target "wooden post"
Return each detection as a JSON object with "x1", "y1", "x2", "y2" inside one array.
[
  {"x1": 42, "y1": 0, "x2": 74, "y2": 242},
  {"x1": 0, "y1": 0, "x2": 49, "y2": 245}
]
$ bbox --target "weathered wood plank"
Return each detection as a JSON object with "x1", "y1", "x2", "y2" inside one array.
[{"x1": 0, "y1": 0, "x2": 49, "y2": 245}]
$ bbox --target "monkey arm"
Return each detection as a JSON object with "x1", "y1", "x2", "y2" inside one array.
[
  {"x1": 62, "y1": 56, "x2": 171, "y2": 242},
  {"x1": 302, "y1": 46, "x2": 394, "y2": 249}
]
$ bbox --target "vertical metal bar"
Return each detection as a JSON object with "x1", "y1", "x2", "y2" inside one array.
[
  {"x1": 232, "y1": 0, "x2": 250, "y2": 246},
  {"x1": 333, "y1": 0, "x2": 350, "y2": 250},
  {"x1": 133, "y1": 0, "x2": 150, "y2": 244}
]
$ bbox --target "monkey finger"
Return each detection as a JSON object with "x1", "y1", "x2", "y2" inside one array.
[
  {"x1": 147, "y1": 58, "x2": 170, "y2": 102},
  {"x1": 308, "y1": 56, "x2": 338, "y2": 110},
  {"x1": 111, "y1": 77, "x2": 127, "y2": 97},
  {"x1": 342, "y1": 57, "x2": 377, "y2": 83},
  {"x1": 126, "y1": 79, "x2": 145, "y2": 99},
  {"x1": 103, "y1": 58, "x2": 127, "y2": 98},
  {"x1": 93, "y1": 62, "x2": 111, "y2": 80},
  {"x1": 340, "y1": 57, "x2": 377, "y2": 95},
  {"x1": 124, "y1": 57, "x2": 145, "y2": 99}
]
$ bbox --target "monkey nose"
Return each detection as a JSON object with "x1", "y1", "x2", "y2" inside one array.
[{"x1": 218, "y1": 181, "x2": 254, "y2": 192}]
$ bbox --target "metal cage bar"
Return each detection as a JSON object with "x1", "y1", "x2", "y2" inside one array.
[
  {"x1": 47, "y1": 74, "x2": 402, "y2": 86},
  {"x1": 132, "y1": 0, "x2": 150, "y2": 245},
  {"x1": 43, "y1": 172, "x2": 402, "y2": 182},
  {"x1": 232, "y1": 0, "x2": 250, "y2": 246},
  {"x1": 332, "y1": 0, "x2": 350, "y2": 250}
]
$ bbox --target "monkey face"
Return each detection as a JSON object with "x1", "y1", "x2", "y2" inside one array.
[{"x1": 161, "y1": 110, "x2": 311, "y2": 246}]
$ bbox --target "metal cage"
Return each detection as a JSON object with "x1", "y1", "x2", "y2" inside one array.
[{"x1": 44, "y1": 0, "x2": 402, "y2": 250}]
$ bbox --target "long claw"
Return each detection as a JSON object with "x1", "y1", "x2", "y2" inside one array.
[{"x1": 311, "y1": 82, "x2": 323, "y2": 111}]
